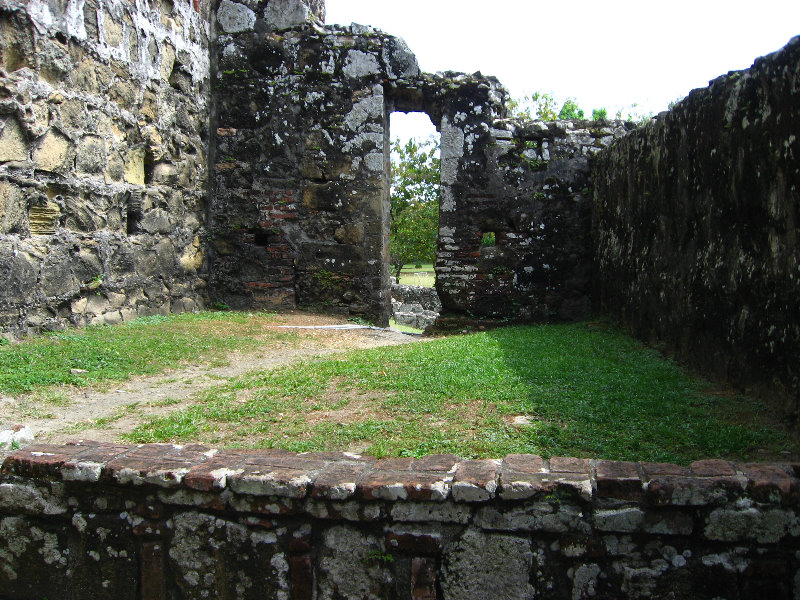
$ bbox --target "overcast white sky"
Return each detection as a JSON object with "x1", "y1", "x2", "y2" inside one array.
[{"x1": 325, "y1": 0, "x2": 799, "y2": 141}]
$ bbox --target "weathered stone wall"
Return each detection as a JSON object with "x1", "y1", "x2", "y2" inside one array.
[
  {"x1": 0, "y1": 0, "x2": 213, "y2": 334},
  {"x1": 437, "y1": 117, "x2": 632, "y2": 321},
  {"x1": 593, "y1": 36, "x2": 800, "y2": 423},
  {"x1": 2, "y1": 442, "x2": 799, "y2": 599},
  {"x1": 391, "y1": 282, "x2": 440, "y2": 330},
  {"x1": 209, "y1": 5, "x2": 412, "y2": 323}
]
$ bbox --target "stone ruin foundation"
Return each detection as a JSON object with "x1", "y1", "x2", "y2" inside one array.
[{"x1": 0, "y1": 0, "x2": 799, "y2": 596}]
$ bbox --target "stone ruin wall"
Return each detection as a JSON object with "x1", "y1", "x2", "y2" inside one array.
[
  {"x1": 0, "y1": 0, "x2": 213, "y2": 335},
  {"x1": 437, "y1": 117, "x2": 633, "y2": 322},
  {"x1": 593, "y1": 36, "x2": 800, "y2": 424},
  {"x1": 1, "y1": 441, "x2": 799, "y2": 599}
]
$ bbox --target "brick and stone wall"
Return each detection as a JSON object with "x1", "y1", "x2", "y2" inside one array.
[
  {"x1": 0, "y1": 0, "x2": 213, "y2": 335},
  {"x1": 209, "y1": 8, "x2": 408, "y2": 322},
  {"x1": 437, "y1": 117, "x2": 632, "y2": 321},
  {"x1": 1, "y1": 441, "x2": 799, "y2": 599},
  {"x1": 593, "y1": 36, "x2": 800, "y2": 424}
]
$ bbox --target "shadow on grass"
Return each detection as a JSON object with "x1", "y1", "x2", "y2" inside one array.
[{"x1": 485, "y1": 322, "x2": 798, "y2": 464}]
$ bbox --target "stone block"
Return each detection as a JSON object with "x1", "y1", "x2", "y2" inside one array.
[
  {"x1": 76, "y1": 136, "x2": 106, "y2": 174},
  {"x1": 0, "y1": 117, "x2": 28, "y2": 162},
  {"x1": 317, "y1": 525, "x2": 394, "y2": 599},
  {"x1": 264, "y1": 0, "x2": 311, "y2": 30},
  {"x1": 646, "y1": 476, "x2": 744, "y2": 507},
  {"x1": 440, "y1": 529, "x2": 535, "y2": 599},
  {"x1": 33, "y1": 130, "x2": 73, "y2": 173},
  {"x1": 123, "y1": 147, "x2": 145, "y2": 185},
  {"x1": 475, "y1": 502, "x2": 589, "y2": 534},
  {"x1": 217, "y1": 0, "x2": 256, "y2": 33},
  {"x1": 704, "y1": 507, "x2": 800, "y2": 544},
  {"x1": 390, "y1": 501, "x2": 472, "y2": 524},
  {"x1": 0, "y1": 182, "x2": 27, "y2": 234},
  {"x1": 593, "y1": 507, "x2": 645, "y2": 533}
]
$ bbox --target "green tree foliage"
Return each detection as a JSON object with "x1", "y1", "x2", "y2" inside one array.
[
  {"x1": 506, "y1": 91, "x2": 559, "y2": 121},
  {"x1": 508, "y1": 92, "x2": 612, "y2": 123},
  {"x1": 390, "y1": 137, "x2": 440, "y2": 279},
  {"x1": 557, "y1": 98, "x2": 585, "y2": 120}
]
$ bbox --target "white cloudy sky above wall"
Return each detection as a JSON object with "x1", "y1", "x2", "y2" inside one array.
[{"x1": 326, "y1": 0, "x2": 800, "y2": 140}]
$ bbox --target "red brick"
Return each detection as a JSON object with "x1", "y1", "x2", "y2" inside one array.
[
  {"x1": 641, "y1": 462, "x2": 689, "y2": 479},
  {"x1": 503, "y1": 454, "x2": 546, "y2": 474},
  {"x1": 413, "y1": 454, "x2": 459, "y2": 472},
  {"x1": 311, "y1": 462, "x2": 370, "y2": 500},
  {"x1": 374, "y1": 457, "x2": 415, "y2": 471},
  {"x1": 452, "y1": 459, "x2": 499, "y2": 502},
  {"x1": 500, "y1": 472, "x2": 592, "y2": 501},
  {"x1": 411, "y1": 557, "x2": 437, "y2": 600},
  {"x1": 106, "y1": 444, "x2": 213, "y2": 487},
  {"x1": 595, "y1": 461, "x2": 642, "y2": 501},
  {"x1": 140, "y1": 541, "x2": 166, "y2": 600},
  {"x1": 359, "y1": 471, "x2": 450, "y2": 502},
  {"x1": 229, "y1": 466, "x2": 319, "y2": 498},
  {"x1": 550, "y1": 456, "x2": 590, "y2": 475},
  {"x1": 288, "y1": 535, "x2": 310, "y2": 556},
  {"x1": 290, "y1": 555, "x2": 313, "y2": 600},
  {"x1": 2, "y1": 444, "x2": 86, "y2": 478},
  {"x1": 740, "y1": 463, "x2": 799, "y2": 504},
  {"x1": 690, "y1": 459, "x2": 735, "y2": 477}
]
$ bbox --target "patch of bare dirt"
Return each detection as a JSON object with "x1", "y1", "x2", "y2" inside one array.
[{"x1": 0, "y1": 313, "x2": 426, "y2": 448}]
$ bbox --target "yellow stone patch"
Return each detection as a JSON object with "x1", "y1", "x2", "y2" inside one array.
[
  {"x1": 123, "y1": 147, "x2": 146, "y2": 185},
  {"x1": 29, "y1": 201, "x2": 60, "y2": 235},
  {"x1": 33, "y1": 130, "x2": 73, "y2": 172},
  {"x1": 0, "y1": 117, "x2": 28, "y2": 162}
]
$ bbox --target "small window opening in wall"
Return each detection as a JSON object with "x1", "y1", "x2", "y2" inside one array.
[
  {"x1": 126, "y1": 192, "x2": 143, "y2": 235},
  {"x1": 252, "y1": 229, "x2": 272, "y2": 247},
  {"x1": 481, "y1": 232, "x2": 497, "y2": 247}
]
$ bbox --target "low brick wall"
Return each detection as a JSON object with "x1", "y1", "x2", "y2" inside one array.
[{"x1": 1, "y1": 442, "x2": 799, "y2": 599}]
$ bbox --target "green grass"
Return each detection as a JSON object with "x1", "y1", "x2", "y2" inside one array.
[
  {"x1": 0, "y1": 311, "x2": 295, "y2": 395},
  {"x1": 397, "y1": 264, "x2": 435, "y2": 288},
  {"x1": 125, "y1": 323, "x2": 797, "y2": 464}
]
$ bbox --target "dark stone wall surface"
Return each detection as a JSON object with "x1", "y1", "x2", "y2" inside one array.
[
  {"x1": 593, "y1": 36, "x2": 800, "y2": 423},
  {"x1": 209, "y1": 9, "x2": 410, "y2": 323},
  {"x1": 437, "y1": 117, "x2": 633, "y2": 321},
  {"x1": 0, "y1": 0, "x2": 213, "y2": 335},
  {"x1": 2, "y1": 442, "x2": 799, "y2": 600}
]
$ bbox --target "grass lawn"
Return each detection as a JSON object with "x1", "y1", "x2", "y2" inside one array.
[
  {"x1": 124, "y1": 321, "x2": 797, "y2": 464},
  {"x1": 397, "y1": 264, "x2": 435, "y2": 288},
  {"x1": 0, "y1": 311, "x2": 294, "y2": 395}
]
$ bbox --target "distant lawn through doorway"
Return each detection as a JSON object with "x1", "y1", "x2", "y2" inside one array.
[{"x1": 397, "y1": 264, "x2": 435, "y2": 288}]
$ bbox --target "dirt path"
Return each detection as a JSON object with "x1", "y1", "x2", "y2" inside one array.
[{"x1": 0, "y1": 314, "x2": 425, "y2": 448}]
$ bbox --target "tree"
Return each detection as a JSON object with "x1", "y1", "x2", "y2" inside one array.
[
  {"x1": 390, "y1": 137, "x2": 440, "y2": 280},
  {"x1": 506, "y1": 91, "x2": 559, "y2": 121},
  {"x1": 558, "y1": 98, "x2": 585, "y2": 120}
]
